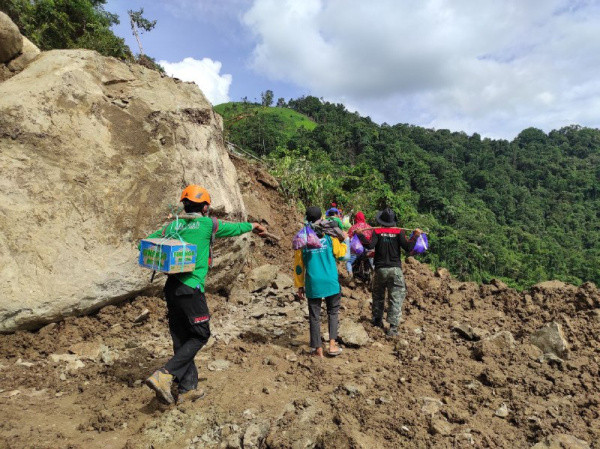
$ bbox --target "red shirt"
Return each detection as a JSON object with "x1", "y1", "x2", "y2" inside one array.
[{"x1": 348, "y1": 221, "x2": 372, "y2": 242}]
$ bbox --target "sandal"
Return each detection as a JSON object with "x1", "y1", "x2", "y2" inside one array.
[{"x1": 328, "y1": 346, "x2": 343, "y2": 357}]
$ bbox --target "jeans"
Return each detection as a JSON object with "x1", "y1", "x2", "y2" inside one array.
[{"x1": 346, "y1": 254, "x2": 357, "y2": 274}]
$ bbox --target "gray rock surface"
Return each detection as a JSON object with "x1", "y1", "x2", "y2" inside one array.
[
  {"x1": 530, "y1": 321, "x2": 570, "y2": 359},
  {"x1": 474, "y1": 331, "x2": 515, "y2": 359},
  {"x1": 338, "y1": 321, "x2": 370, "y2": 347},
  {"x1": 0, "y1": 12, "x2": 22, "y2": 63},
  {"x1": 0, "y1": 50, "x2": 247, "y2": 332},
  {"x1": 246, "y1": 264, "x2": 278, "y2": 292}
]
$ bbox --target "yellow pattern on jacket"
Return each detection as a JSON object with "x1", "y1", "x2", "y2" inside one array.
[{"x1": 293, "y1": 237, "x2": 347, "y2": 288}]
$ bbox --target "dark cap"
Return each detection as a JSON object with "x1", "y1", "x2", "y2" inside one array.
[{"x1": 305, "y1": 206, "x2": 322, "y2": 223}]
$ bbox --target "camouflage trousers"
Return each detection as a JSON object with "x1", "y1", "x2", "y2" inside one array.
[{"x1": 372, "y1": 267, "x2": 407, "y2": 327}]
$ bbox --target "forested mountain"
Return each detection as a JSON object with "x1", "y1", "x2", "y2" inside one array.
[{"x1": 215, "y1": 98, "x2": 600, "y2": 289}]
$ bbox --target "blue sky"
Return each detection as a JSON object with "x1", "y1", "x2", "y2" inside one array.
[
  {"x1": 106, "y1": 0, "x2": 299, "y2": 104},
  {"x1": 105, "y1": 0, "x2": 600, "y2": 139}
]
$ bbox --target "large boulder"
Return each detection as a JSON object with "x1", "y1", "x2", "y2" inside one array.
[
  {"x1": 7, "y1": 36, "x2": 41, "y2": 72},
  {"x1": 0, "y1": 12, "x2": 22, "y2": 63},
  {"x1": 0, "y1": 50, "x2": 247, "y2": 332}
]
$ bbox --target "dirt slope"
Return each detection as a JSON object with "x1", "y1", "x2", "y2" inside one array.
[{"x1": 0, "y1": 156, "x2": 599, "y2": 449}]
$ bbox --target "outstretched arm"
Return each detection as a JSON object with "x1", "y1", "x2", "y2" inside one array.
[
  {"x1": 399, "y1": 228, "x2": 423, "y2": 252},
  {"x1": 215, "y1": 221, "x2": 266, "y2": 238}
]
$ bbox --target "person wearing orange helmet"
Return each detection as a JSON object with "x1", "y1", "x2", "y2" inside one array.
[{"x1": 144, "y1": 185, "x2": 266, "y2": 405}]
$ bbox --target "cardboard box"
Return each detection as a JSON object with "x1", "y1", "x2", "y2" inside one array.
[{"x1": 139, "y1": 238, "x2": 197, "y2": 274}]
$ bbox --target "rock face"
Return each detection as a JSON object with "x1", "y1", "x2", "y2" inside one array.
[
  {"x1": 0, "y1": 50, "x2": 247, "y2": 332},
  {"x1": 0, "y1": 12, "x2": 22, "y2": 63}
]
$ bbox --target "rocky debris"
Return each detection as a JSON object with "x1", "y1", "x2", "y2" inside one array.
[
  {"x1": 246, "y1": 265, "x2": 278, "y2": 292},
  {"x1": 133, "y1": 309, "x2": 150, "y2": 323},
  {"x1": 495, "y1": 403, "x2": 509, "y2": 418},
  {"x1": 229, "y1": 286, "x2": 253, "y2": 305},
  {"x1": 255, "y1": 169, "x2": 280, "y2": 190},
  {"x1": 243, "y1": 422, "x2": 269, "y2": 449},
  {"x1": 575, "y1": 282, "x2": 600, "y2": 309},
  {"x1": 341, "y1": 384, "x2": 364, "y2": 398},
  {"x1": 0, "y1": 48, "x2": 248, "y2": 332},
  {"x1": 0, "y1": 12, "x2": 22, "y2": 63},
  {"x1": 531, "y1": 434, "x2": 591, "y2": 449},
  {"x1": 420, "y1": 397, "x2": 443, "y2": 415},
  {"x1": 473, "y1": 331, "x2": 515, "y2": 360},
  {"x1": 429, "y1": 417, "x2": 453, "y2": 435},
  {"x1": 452, "y1": 321, "x2": 480, "y2": 340},
  {"x1": 530, "y1": 321, "x2": 570, "y2": 359},
  {"x1": 15, "y1": 359, "x2": 34, "y2": 368},
  {"x1": 435, "y1": 267, "x2": 450, "y2": 278},
  {"x1": 338, "y1": 321, "x2": 370, "y2": 347},
  {"x1": 219, "y1": 424, "x2": 243, "y2": 449},
  {"x1": 0, "y1": 153, "x2": 599, "y2": 448},
  {"x1": 272, "y1": 273, "x2": 294, "y2": 291},
  {"x1": 68, "y1": 341, "x2": 104, "y2": 361},
  {"x1": 208, "y1": 359, "x2": 230, "y2": 371},
  {"x1": 50, "y1": 353, "x2": 85, "y2": 372},
  {"x1": 490, "y1": 278, "x2": 509, "y2": 290}
]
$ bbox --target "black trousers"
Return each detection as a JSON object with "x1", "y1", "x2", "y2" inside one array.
[
  {"x1": 307, "y1": 293, "x2": 341, "y2": 349},
  {"x1": 163, "y1": 276, "x2": 211, "y2": 393}
]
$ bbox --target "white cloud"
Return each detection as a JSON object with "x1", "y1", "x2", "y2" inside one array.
[
  {"x1": 242, "y1": 0, "x2": 600, "y2": 138},
  {"x1": 158, "y1": 57, "x2": 232, "y2": 105}
]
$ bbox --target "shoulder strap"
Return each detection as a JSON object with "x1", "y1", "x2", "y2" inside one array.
[{"x1": 208, "y1": 217, "x2": 219, "y2": 268}]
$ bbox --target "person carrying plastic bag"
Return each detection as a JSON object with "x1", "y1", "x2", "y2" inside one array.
[
  {"x1": 293, "y1": 206, "x2": 347, "y2": 358},
  {"x1": 357, "y1": 208, "x2": 423, "y2": 337},
  {"x1": 346, "y1": 211, "x2": 372, "y2": 274}
]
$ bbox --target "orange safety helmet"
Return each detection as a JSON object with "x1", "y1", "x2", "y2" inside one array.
[{"x1": 180, "y1": 185, "x2": 211, "y2": 204}]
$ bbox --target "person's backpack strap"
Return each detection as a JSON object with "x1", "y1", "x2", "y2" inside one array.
[{"x1": 208, "y1": 217, "x2": 219, "y2": 268}]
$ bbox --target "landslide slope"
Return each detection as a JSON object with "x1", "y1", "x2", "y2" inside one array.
[{"x1": 0, "y1": 156, "x2": 598, "y2": 449}]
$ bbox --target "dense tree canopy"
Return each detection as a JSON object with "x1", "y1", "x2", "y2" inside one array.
[{"x1": 218, "y1": 98, "x2": 600, "y2": 289}]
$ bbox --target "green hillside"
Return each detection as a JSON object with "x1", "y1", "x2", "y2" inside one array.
[
  {"x1": 214, "y1": 102, "x2": 316, "y2": 155},
  {"x1": 220, "y1": 96, "x2": 600, "y2": 290}
]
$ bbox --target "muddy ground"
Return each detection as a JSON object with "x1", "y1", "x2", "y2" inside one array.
[{"x1": 0, "y1": 157, "x2": 599, "y2": 449}]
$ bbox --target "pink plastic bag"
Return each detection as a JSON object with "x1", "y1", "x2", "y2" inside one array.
[
  {"x1": 292, "y1": 227, "x2": 308, "y2": 250},
  {"x1": 306, "y1": 226, "x2": 323, "y2": 249},
  {"x1": 293, "y1": 226, "x2": 323, "y2": 250}
]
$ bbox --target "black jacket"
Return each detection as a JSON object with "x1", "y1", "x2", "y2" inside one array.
[{"x1": 361, "y1": 228, "x2": 416, "y2": 269}]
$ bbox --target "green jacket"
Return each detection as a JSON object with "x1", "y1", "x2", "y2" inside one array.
[{"x1": 145, "y1": 216, "x2": 252, "y2": 292}]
